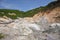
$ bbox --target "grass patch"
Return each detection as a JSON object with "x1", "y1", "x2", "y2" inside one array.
[{"x1": 0, "y1": 33, "x2": 5, "y2": 39}]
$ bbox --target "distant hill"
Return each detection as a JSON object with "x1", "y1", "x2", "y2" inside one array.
[
  {"x1": 0, "y1": 9, "x2": 24, "y2": 19},
  {"x1": 24, "y1": 6, "x2": 46, "y2": 17},
  {"x1": 0, "y1": 7, "x2": 46, "y2": 19},
  {"x1": 0, "y1": 0, "x2": 59, "y2": 19},
  {"x1": 24, "y1": 0, "x2": 60, "y2": 17}
]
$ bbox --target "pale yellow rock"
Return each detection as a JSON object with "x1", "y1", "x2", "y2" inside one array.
[
  {"x1": 3, "y1": 15, "x2": 8, "y2": 19},
  {"x1": 8, "y1": 13, "x2": 16, "y2": 16},
  {"x1": 44, "y1": 7, "x2": 60, "y2": 23}
]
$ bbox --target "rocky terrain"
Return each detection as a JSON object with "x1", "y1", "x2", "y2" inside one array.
[{"x1": 0, "y1": 0, "x2": 60, "y2": 40}]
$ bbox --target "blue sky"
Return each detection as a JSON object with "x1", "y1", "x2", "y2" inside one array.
[{"x1": 0, "y1": 0, "x2": 55, "y2": 11}]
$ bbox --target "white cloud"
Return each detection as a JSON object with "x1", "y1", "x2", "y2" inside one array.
[
  {"x1": 1, "y1": 3, "x2": 12, "y2": 8},
  {"x1": 1, "y1": 2, "x2": 17, "y2": 9},
  {"x1": 0, "y1": 0, "x2": 10, "y2": 8},
  {"x1": 0, "y1": 0, "x2": 14, "y2": 9}
]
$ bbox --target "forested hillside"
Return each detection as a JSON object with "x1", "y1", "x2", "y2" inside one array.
[
  {"x1": 0, "y1": 0, "x2": 59, "y2": 19},
  {"x1": 0, "y1": 9, "x2": 24, "y2": 19}
]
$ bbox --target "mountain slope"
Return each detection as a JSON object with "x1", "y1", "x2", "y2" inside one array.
[
  {"x1": 0, "y1": 0, "x2": 60, "y2": 19},
  {"x1": 0, "y1": 9, "x2": 24, "y2": 19}
]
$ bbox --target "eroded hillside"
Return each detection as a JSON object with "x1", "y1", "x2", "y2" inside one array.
[{"x1": 0, "y1": 0, "x2": 60, "y2": 40}]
